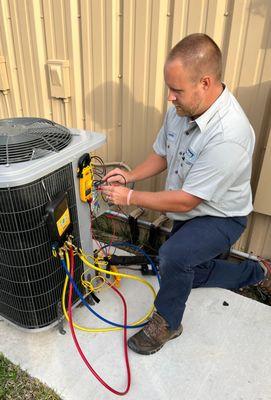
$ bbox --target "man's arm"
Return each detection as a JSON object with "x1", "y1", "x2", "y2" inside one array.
[
  {"x1": 130, "y1": 189, "x2": 202, "y2": 212},
  {"x1": 103, "y1": 152, "x2": 167, "y2": 184},
  {"x1": 101, "y1": 185, "x2": 203, "y2": 213}
]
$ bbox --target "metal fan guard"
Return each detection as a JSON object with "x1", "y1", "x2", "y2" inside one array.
[{"x1": 0, "y1": 117, "x2": 72, "y2": 165}]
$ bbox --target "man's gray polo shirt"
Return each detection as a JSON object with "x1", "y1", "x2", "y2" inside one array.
[{"x1": 153, "y1": 86, "x2": 255, "y2": 221}]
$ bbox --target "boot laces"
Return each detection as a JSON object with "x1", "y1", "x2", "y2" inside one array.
[{"x1": 144, "y1": 312, "x2": 168, "y2": 340}]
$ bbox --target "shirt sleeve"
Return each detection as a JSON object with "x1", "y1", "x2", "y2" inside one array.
[
  {"x1": 153, "y1": 111, "x2": 169, "y2": 157},
  {"x1": 182, "y1": 142, "x2": 250, "y2": 202}
]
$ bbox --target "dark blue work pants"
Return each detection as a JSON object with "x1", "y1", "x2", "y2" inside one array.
[{"x1": 154, "y1": 216, "x2": 264, "y2": 330}]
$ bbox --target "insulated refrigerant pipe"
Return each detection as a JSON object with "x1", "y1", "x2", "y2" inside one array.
[
  {"x1": 92, "y1": 161, "x2": 132, "y2": 173},
  {"x1": 230, "y1": 248, "x2": 259, "y2": 261},
  {"x1": 104, "y1": 210, "x2": 171, "y2": 233},
  {"x1": 96, "y1": 161, "x2": 261, "y2": 262},
  {"x1": 103, "y1": 211, "x2": 261, "y2": 261}
]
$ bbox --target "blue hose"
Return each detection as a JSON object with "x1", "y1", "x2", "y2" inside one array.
[{"x1": 60, "y1": 258, "x2": 147, "y2": 329}]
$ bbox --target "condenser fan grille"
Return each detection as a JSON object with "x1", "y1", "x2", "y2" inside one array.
[{"x1": 0, "y1": 117, "x2": 72, "y2": 165}]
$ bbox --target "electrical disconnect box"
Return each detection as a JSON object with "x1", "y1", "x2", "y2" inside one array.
[{"x1": 47, "y1": 59, "x2": 70, "y2": 99}]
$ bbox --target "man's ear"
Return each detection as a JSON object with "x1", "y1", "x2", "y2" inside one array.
[{"x1": 200, "y1": 76, "x2": 211, "y2": 90}]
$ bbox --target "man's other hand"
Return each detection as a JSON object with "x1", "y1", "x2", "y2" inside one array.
[
  {"x1": 100, "y1": 185, "x2": 131, "y2": 205},
  {"x1": 102, "y1": 168, "x2": 132, "y2": 185}
]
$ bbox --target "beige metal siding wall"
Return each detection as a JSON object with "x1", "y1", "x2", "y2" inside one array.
[
  {"x1": 223, "y1": 0, "x2": 271, "y2": 257},
  {"x1": 0, "y1": 0, "x2": 270, "y2": 256}
]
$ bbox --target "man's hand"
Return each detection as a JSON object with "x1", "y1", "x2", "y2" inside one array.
[
  {"x1": 101, "y1": 185, "x2": 131, "y2": 205},
  {"x1": 102, "y1": 168, "x2": 132, "y2": 185}
]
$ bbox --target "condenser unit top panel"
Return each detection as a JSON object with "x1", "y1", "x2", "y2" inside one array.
[
  {"x1": 0, "y1": 123, "x2": 105, "y2": 188},
  {"x1": 0, "y1": 117, "x2": 72, "y2": 165}
]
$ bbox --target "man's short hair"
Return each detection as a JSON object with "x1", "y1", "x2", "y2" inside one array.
[{"x1": 167, "y1": 33, "x2": 222, "y2": 82}]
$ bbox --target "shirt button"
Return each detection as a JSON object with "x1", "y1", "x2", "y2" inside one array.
[
  {"x1": 179, "y1": 152, "x2": 182, "y2": 155},
  {"x1": 167, "y1": 145, "x2": 170, "y2": 148},
  {"x1": 185, "y1": 132, "x2": 189, "y2": 135},
  {"x1": 181, "y1": 163, "x2": 183, "y2": 167},
  {"x1": 175, "y1": 170, "x2": 178, "y2": 174}
]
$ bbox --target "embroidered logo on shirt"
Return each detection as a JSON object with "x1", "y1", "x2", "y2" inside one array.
[
  {"x1": 184, "y1": 147, "x2": 197, "y2": 165},
  {"x1": 167, "y1": 131, "x2": 177, "y2": 142}
]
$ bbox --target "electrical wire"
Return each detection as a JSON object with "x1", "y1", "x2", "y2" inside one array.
[
  {"x1": 105, "y1": 173, "x2": 127, "y2": 186},
  {"x1": 96, "y1": 161, "x2": 132, "y2": 172},
  {"x1": 87, "y1": 200, "x2": 107, "y2": 256},
  {"x1": 91, "y1": 155, "x2": 107, "y2": 178},
  {"x1": 67, "y1": 247, "x2": 131, "y2": 396},
  {"x1": 104, "y1": 212, "x2": 117, "y2": 256}
]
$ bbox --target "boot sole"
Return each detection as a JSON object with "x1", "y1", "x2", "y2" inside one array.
[{"x1": 128, "y1": 326, "x2": 183, "y2": 356}]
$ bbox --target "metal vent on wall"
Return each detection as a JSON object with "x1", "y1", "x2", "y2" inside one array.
[{"x1": 0, "y1": 117, "x2": 72, "y2": 165}]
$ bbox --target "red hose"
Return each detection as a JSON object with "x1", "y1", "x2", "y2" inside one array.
[{"x1": 68, "y1": 247, "x2": 131, "y2": 396}]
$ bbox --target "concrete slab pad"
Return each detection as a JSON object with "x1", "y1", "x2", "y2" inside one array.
[{"x1": 0, "y1": 264, "x2": 270, "y2": 400}]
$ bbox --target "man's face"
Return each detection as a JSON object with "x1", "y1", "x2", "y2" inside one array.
[{"x1": 164, "y1": 59, "x2": 205, "y2": 118}]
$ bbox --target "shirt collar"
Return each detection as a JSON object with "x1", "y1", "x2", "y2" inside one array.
[{"x1": 193, "y1": 84, "x2": 229, "y2": 133}]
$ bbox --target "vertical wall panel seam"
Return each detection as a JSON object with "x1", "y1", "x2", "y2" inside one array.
[
  {"x1": 229, "y1": 0, "x2": 251, "y2": 94},
  {"x1": 43, "y1": 0, "x2": 56, "y2": 59},
  {"x1": 0, "y1": 0, "x2": 21, "y2": 116},
  {"x1": 64, "y1": 2, "x2": 74, "y2": 127},
  {"x1": 143, "y1": 0, "x2": 152, "y2": 152},
  {"x1": 41, "y1": 0, "x2": 53, "y2": 120},
  {"x1": 102, "y1": 0, "x2": 108, "y2": 159},
  {"x1": 62, "y1": 0, "x2": 70, "y2": 127},
  {"x1": 28, "y1": 0, "x2": 49, "y2": 117},
  {"x1": 80, "y1": 1, "x2": 89, "y2": 129},
  {"x1": 103, "y1": 0, "x2": 107, "y2": 142},
  {"x1": 90, "y1": 1, "x2": 95, "y2": 128},
  {"x1": 43, "y1": 0, "x2": 60, "y2": 122},
  {"x1": 252, "y1": 18, "x2": 271, "y2": 87},
  {"x1": 186, "y1": 0, "x2": 190, "y2": 36},
  {"x1": 131, "y1": 0, "x2": 136, "y2": 138},
  {"x1": 78, "y1": 0, "x2": 86, "y2": 129},
  {"x1": 25, "y1": 0, "x2": 39, "y2": 114},
  {"x1": 9, "y1": 1, "x2": 29, "y2": 115},
  {"x1": 146, "y1": 0, "x2": 154, "y2": 120},
  {"x1": 164, "y1": 0, "x2": 174, "y2": 117},
  {"x1": 201, "y1": 0, "x2": 209, "y2": 32},
  {"x1": 40, "y1": 0, "x2": 52, "y2": 119},
  {"x1": 220, "y1": 0, "x2": 234, "y2": 79},
  {"x1": 119, "y1": 0, "x2": 124, "y2": 159},
  {"x1": 235, "y1": 0, "x2": 252, "y2": 93}
]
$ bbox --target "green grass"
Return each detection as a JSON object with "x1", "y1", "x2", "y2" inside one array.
[{"x1": 0, "y1": 353, "x2": 62, "y2": 400}]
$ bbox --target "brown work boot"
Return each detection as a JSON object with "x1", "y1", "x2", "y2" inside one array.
[
  {"x1": 258, "y1": 258, "x2": 271, "y2": 294},
  {"x1": 128, "y1": 311, "x2": 183, "y2": 355}
]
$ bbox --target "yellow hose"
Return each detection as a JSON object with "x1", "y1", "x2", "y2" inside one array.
[{"x1": 61, "y1": 250, "x2": 156, "y2": 333}]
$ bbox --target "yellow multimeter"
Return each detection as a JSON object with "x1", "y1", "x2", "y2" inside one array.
[{"x1": 77, "y1": 153, "x2": 94, "y2": 202}]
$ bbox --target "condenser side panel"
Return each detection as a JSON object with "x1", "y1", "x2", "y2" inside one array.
[{"x1": 0, "y1": 163, "x2": 84, "y2": 329}]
